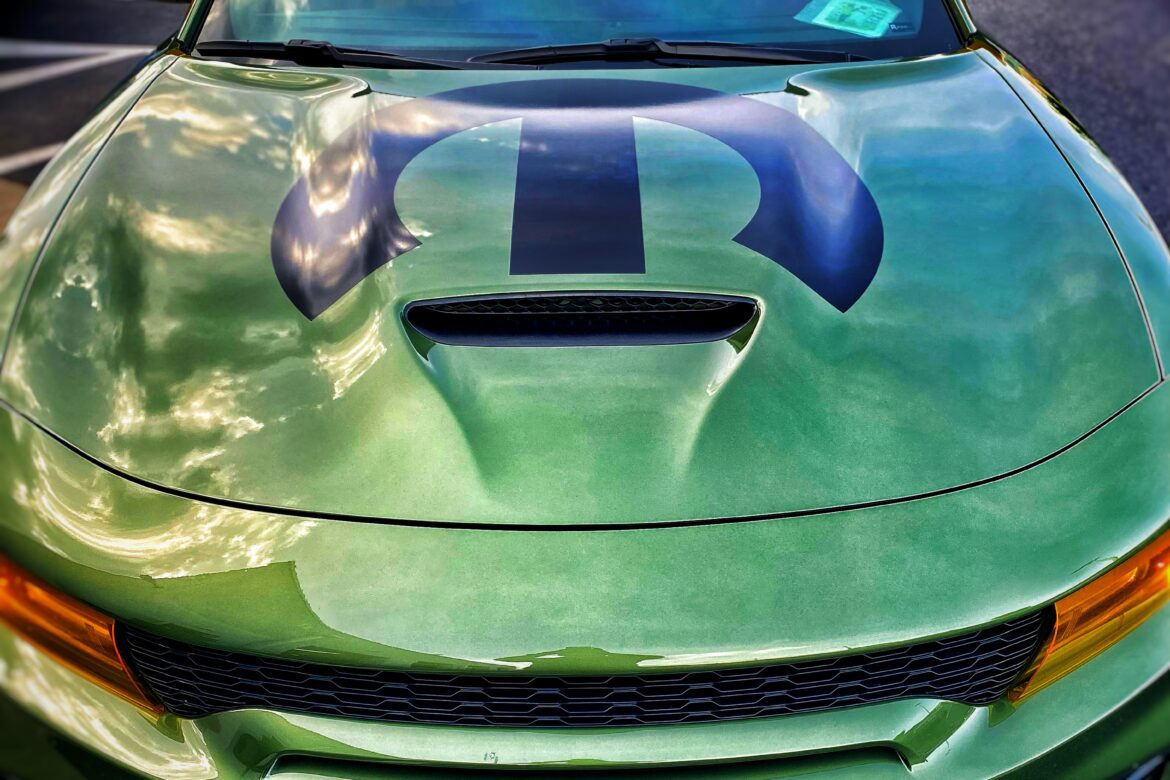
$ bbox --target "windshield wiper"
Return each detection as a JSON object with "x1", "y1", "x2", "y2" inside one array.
[
  {"x1": 196, "y1": 39, "x2": 527, "y2": 71},
  {"x1": 469, "y1": 38, "x2": 868, "y2": 66}
]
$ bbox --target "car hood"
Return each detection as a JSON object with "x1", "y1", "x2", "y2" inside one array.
[{"x1": 0, "y1": 52, "x2": 1156, "y2": 527}]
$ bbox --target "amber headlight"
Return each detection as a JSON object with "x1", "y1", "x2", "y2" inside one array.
[
  {"x1": 1011, "y1": 527, "x2": 1170, "y2": 701},
  {"x1": 0, "y1": 554, "x2": 159, "y2": 712}
]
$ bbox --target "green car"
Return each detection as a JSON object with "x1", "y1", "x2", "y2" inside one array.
[{"x1": 2, "y1": 0, "x2": 1170, "y2": 776}]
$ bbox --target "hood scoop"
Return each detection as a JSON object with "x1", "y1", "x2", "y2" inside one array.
[{"x1": 403, "y1": 292, "x2": 758, "y2": 348}]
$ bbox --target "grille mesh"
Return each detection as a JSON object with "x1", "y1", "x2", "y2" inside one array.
[
  {"x1": 403, "y1": 292, "x2": 758, "y2": 347},
  {"x1": 426, "y1": 296, "x2": 735, "y2": 315},
  {"x1": 121, "y1": 612, "x2": 1047, "y2": 727}
]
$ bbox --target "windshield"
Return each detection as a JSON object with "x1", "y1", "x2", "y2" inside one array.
[{"x1": 196, "y1": 0, "x2": 963, "y2": 65}]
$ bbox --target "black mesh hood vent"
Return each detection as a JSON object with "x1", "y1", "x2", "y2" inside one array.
[{"x1": 403, "y1": 292, "x2": 758, "y2": 347}]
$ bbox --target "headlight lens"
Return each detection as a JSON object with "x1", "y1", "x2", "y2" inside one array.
[
  {"x1": 1010, "y1": 526, "x2": 1170, "y2": 701},
  {"x1": 0, "y1": 554, "x2": 159, "y2": 712}
]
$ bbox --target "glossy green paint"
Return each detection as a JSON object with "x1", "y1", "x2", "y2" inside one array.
[
  {"x1": 0, "y1": 379, "x2": 1164, "y2": 674},
  {"x1": 974, "y1": 38, "x2": 1170, "y2": 378},
  {"x1": 1, "y1": 377, "x2": 1169, "y2": 775},
  {"x1": 947, "y1": 0, "x2": 978, "y2": 38},
  {"x1": 177, "y1": 0, "x2": 211, "y2": 50},
  {"x1": 0, "y1": 51, "x2": 1158, "y2": 527},
  {"x1": 0, "y1": 584, "x2": 1168, "y2": 777},
  {"x1": 0, "y1": 57, "x2": 173, "y2": 364},
  {"x1": 1, "y1": 5, "x2": 1169, "y2": 773}
]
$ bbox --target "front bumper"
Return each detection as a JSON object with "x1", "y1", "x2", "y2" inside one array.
[
  {"x1": 3, "y1": 340, "x2": 1170, "y2": 779},
  {"x1": 1, "y1": 599, "x2": 1169, "y2": 779}
]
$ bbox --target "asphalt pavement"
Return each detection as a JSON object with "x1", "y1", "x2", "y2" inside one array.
[
  {"x1": 970, "y1": 0, "x2": 1170, "y2": 244},
  {"x1": 0, "y1": 0, "x2": 1167, "y2": 239},
  {"x1": 0, "y1": 0, "x2": 187, "y2": 189}
]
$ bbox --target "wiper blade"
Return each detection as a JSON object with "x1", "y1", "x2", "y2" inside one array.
[
  {"x1": 196, "y1": 39, "x2": 527, "y2": 71},
  {"x1": 470, "y1": 38, "x2": 867, "y2": 66}
]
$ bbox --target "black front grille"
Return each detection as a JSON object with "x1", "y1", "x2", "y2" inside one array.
[
  {"x1": 120, "y1": 612, "x2": 1048, "y2": 727},
  {"x1": 403, "y1": 292, "x2": 758, "y2": 347}
]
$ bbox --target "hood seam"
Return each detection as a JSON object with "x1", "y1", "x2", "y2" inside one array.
[
  {"x1": 974, "y1": 46, "x2": 1164, "y2": 382},
  {"x1": 0, "y1": 381, "x2": 1161, "y2": 533}
]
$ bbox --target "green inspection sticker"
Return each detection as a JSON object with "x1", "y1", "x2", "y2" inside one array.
[{"x1": 797, "y1": 0, "x2": 903, "y2": 38}]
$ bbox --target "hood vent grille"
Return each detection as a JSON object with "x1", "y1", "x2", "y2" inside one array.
[
  {"x1": 120, "y1": 611, "x2": 1048, "y2": 727},
  {"x1": 403, "y1": 292, "x2": 757, "y2": 347}
]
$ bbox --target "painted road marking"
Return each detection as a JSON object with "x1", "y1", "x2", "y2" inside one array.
[
  {"x1": 0, "y1": 38, "x2": 153, "y2": 58},
  {"x1": 0, "y1": 144, "x2": 64, "y2": 177},
  {"x1": 0, "y1": 38, "x2": 153, "y2": 186},
  {"x1": 0, "y1": 48, "x2": 150, "y2": 93}
]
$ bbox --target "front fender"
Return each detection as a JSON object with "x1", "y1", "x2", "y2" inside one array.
[{"x1": 0, "y1": 55, "x2": 175, "y2": 381}]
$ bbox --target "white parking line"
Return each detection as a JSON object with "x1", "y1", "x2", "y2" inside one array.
[
  {"x1": 0, "y1": 38, "x2": 157, "y2": 181},
  {"x1": 0, "y1": 38, "x2": 153, "y2": 58},
  {"x1": 0, "y1": 144, "x2": 65, "y2": 177},
  {"x1": 0, "y1": 48, "x2": 151, "y2": 93}
]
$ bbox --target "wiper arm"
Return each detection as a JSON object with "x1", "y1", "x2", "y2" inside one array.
[
  {"x1": 196, "y1": 39, "x2": 528, "y2": 71},
  {"x1": 470, "y1": 38, "x2": 867, "y2": 66}
]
